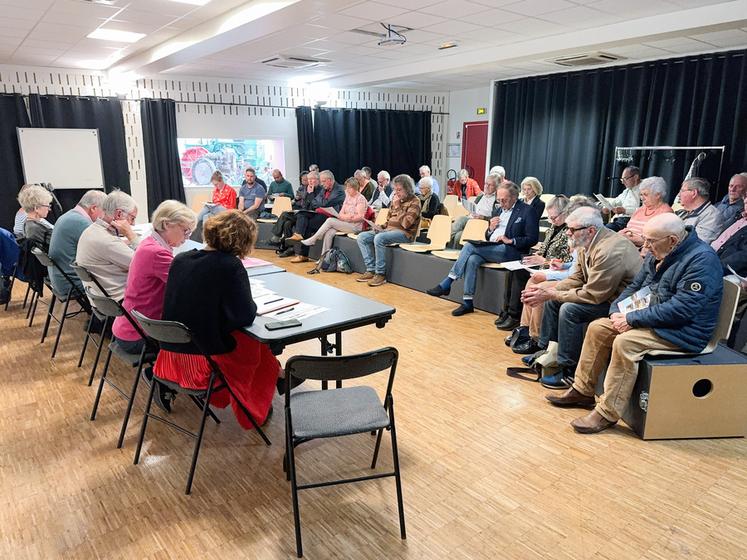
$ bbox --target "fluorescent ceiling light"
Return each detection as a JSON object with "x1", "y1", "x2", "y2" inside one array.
[
  {"x1": 87, "y1": 29, "x2": 146, "y2": 43},
  {"x1": 170, "y1": 0, "x2": 211, "y2": 5}
]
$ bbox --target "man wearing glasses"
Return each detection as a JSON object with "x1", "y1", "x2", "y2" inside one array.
[
  {"x1": 675, "y1": 177, "x2": 726, "y2": 244},
  {"x1": 521, "y1": 206, "x2": 642, "y2": 388},
  {"x1": 546, "y1": 213, "x2": 723, "y2": 434},
  {"x1": 604, "y1": 166, "x2": 642, "y2": 231},
  {"x1": 76, "y1": 190, "x2": 140, "y2": 302}
]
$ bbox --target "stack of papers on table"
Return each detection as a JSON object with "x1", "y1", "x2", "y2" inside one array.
[
  {"x1": 264, "y1": 303, "x2": 328, "y2": 320},
  {"x1": 255, "y1": 294, "x2": 300, "y2": 315},
  {"x1": 241, "y1": 257, "x2": 272, "y2": 268}
]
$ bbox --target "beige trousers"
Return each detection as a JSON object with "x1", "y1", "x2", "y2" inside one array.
[
  {"x1": 520, "y1": 279, "x2": 557, "y2": 338},
  {"x1": 572, "y1": 318, "x2": 681, "y2": 422}
]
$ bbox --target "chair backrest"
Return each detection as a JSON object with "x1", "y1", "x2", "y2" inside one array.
[
  {"x1": 460, "y1": 218, "x2": 489, "y2": 245},
  {"x1": 71, "y1": 261, "x2": 111, "y2": 299},
  {"x1": 272, "y1": 196, "x2": 293, "y2": 215},
  {"x1": 451, "y1": 203, "x2": 470, "y2": 219},
  {"x1": 424, "y1": 214, "x2": 451, "y2": 248},
  {"x1": 31, "y1": 247, "x2": 53, "y2": 267},
  {"x1": 284, "y1": 347, "x2": 398, "y2": 400},
  {"x1": 442, "y1": 195, "x2": 458, "y2": 216},
  {"x1": 131, "y1": 309, "x2": 193, "y2": 345},
  {"x1": 190, "y1": 193, "x2": 211, "y2": 213},
  {"x1": 85, "y1": 287, "x2": 124, "y2": 319},
  {"x1": 33, "y1": 247, "x2": 83, "y2": 297},
  {"x1": 375, "y1": 208, "x2": 389, "y2": 226}
]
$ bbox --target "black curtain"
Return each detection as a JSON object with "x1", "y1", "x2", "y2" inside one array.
[
  {"x1": 28, "y1": 94, "x2": 130, "y2": 212},
  {"x1": 295, "y1": 106, "x2": 316, "y2": 171},
  {"x1": 490, "y1": 49, "x2": 747, "y2": 202},
  {"x1": 0, "y1": 94, "x2": 31, "y2": 230},
  {"x1": 140, "y1": 98, "x2": 186, "y2": 214},
  {"x1": 309, "y1": 107, "x2": 431, "y2": 182}
]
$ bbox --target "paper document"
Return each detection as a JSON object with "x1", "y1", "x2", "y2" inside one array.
[
  {"x1": 501, "y1": 260, "x2": 543, "y2": 273},
  {"x1": 728, "y1": 265, "x2": 746, "y2": 283},
  {"x1": 617, "y1": 286, "x2": 652, "y2": 314},
  {"x1": 463, "y1": 199, "x2": 477, "y2": 214},
  {"x1": 318, "y1": 207, "x2": 339, "y2": 217},
  {"x1": 249, "y1": 279, "x2": 276, "y2": 299},
  {"x1": 594, "y1": 194, "x2": 614, "y2": 210},
  {"x1": 255, "y1": 293, "x2": 300, "y2": 316},
  {"x1": 264, "y1": 303, "x2": 328, "y2": 321},
  {"x1": 241, "y1": 257, "x2": 272, "y2": 268}
]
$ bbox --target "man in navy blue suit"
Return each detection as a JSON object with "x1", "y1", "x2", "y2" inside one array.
[{"x1": 427, "y1": 183, "x2": 539, "y2": 316}]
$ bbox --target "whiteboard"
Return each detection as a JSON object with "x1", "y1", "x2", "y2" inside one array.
[{"x1": 17, "y1": 128, "x2": 105, "y2": 190}]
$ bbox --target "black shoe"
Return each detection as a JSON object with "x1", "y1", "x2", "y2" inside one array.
[
  {"x1": 278, "y1": 247, "x2": 295, "y2": 258},
  {"x1": 522, "y1": 348, "x2": 546, "y2": 366},
  {"x1": 270, "y1": 235, "x2": 282, "y2": 244},
  {"x1": 141, "y1": 368, "x2": 174, "y2": 413},
  {"x1": 506, "y1": 325, "x2": 530, "y2": 348},
  {"x1": 451, "y1": 304, "x2": 474, "y2": 316},
  {"x1": 494, "y1": 311, "x2": 508, "y2": 326},
  {"x1": 495, "y1": 315, "x2": 520, "y2": 331},
  {"x1": 512, "y1": 338, "x2": 544, "y2": 355},
  {"x1": 426, "y1": 284, "x2": 450, "y2": 297}
]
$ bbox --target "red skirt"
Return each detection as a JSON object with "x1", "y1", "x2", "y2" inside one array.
[{"x1": 153, "y1": 330, "x2": 280, "y2": 429}]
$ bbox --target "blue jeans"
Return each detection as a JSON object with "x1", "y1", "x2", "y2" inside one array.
[
  {"x1": 357, "y1": 229, "x2": 410, "y2": 275},
  {"x1": 448, "y1": 242, "x2": 520, "y2": 298},
  {"x1": 539, "y1": 299, "x2": 610, "y2": 370}
]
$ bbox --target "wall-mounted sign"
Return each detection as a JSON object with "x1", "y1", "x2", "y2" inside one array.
[
  {"x1": 447, "y1": 143, "x2": 461, "y2": 158},
  {"x1": 476, "y1": 107, "x2": 487, "y2": 115}
]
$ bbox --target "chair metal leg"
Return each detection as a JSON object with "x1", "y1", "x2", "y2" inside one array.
[
  {"x1": 389, "y1": 400, "x2": 406, "y2": 540},
  {"x1": 28, "y1": 291, "x2": 40, "y2": 327},
  {"x1": 286, "y1": 411, "x2": 303, "y2": 557},
  {"x1": 190, "y1": 395, "x2": 221, "y2": 425},
  {"x1": 371, "y1": 428, "x2": 384, "y2": 469},
  {"x1": 134, "y1": 377, "x2": 157, "y2": 465},
  {"x1": 185, "y1": 378, "x2": 216, "y2": 495},
  {"x1": 335, "y1": 331, "x2": 343, "y2": 389},
  {"x1": 90, "y1": 348, "x2": 113, "y2": 421},
  {"x1": 223, "y1": 383, "x2": 271, "y2": 446},
  {"x1": 77, "y1": 313, "x2": 94, "y2": 368},
  {"x1": 26, "y1": 290, "x2": 36, "y2": 321},
  {"x1": 51, "y1": 297, "x2": 71, "y2": 358},
  {"x1": 40, "y1": 294, "x2": 56, "y2": 343},
  {"x1": 22, "y1": 281, "x2": 30, "y2": 309},
  {"x1": 5, "y1": 274, "x2": 17, "y2": 311},
  {"x1": 87, "y1": 317, "x2": 109, "y2": 387},
  {"x1": 116, "y1": 351, "x2": 147, "y2": 449}
]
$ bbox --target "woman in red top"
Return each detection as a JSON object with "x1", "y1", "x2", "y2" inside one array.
[
  {"x1": 194, "y1": 171, "x2": 237, "y2": 241},
  {"x1": 455, "y1": 169, "x2": 482, "y2": 199}
]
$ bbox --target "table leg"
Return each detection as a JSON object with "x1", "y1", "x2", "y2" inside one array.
[
  {"x1": 335, "y1": 331, "x2": 342, "y2": 389},
  {"x1": 320, "y1": 335, "x2": 329, "y2": 390}
]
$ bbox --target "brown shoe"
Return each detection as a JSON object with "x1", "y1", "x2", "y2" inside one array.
[
  {"x1": 570, "y1": 410, "x2": 617, "y2": 434},
  {"x1": 356, "y1": 271, "x2": 375, "y2": 282},
  {"x1": 368, "y1": 274, "x2": 387, "y2": 287},
  {"x1": 545, "y1": 387, "x2": 596, "y2": 408},
  {"x1": 290, "y1": 255, "x2": 309, "y2": 263},
  {"x1": 288, "y1": 233, "x2": 303, "y2": 242}
]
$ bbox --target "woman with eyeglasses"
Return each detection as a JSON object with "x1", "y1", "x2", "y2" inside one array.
[
  {"x1": 617, "y1": 176, "x2": 673, "y2": 248},
  {"x1": 17, "y1": 184, "x2": 54, "y2": 251}
]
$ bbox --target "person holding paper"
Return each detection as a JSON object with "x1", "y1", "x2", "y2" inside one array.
[
  {"x1": 546, "y1": 214, "x2": 723, "y2": 434},
  {"x1": 450, "y1": 173, "x2": 500, "y2": 247},
  {"x1": 193, "y1": 171, "x2": 237, "y2": 241},
  {"x1": 300, "y1": 177, "x2": 368, "y2": 257},
  {"x1": 603, "y1": 165, "x2": 642, "y2": 231},
  {"x1": 153, "y1": 210, "x2": 286, "y2": 429},
  {"x1": 427, "y1": 182, "x2": 539, "y2": 316},
  {"x1": 288, "y1": 170, "x2": 345, "y2": 263},
  {"x1": 617, "y1": 176, "x2": 673, "y2": 248},
  {"x1": 369, "y1": 170, "x2": 393, "y2": 210}
]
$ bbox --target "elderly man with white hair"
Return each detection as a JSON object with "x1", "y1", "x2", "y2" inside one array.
[
  {"x1": 521, "y1": 206, "x2": 642, "y2": 389},
  {"x1": 75, "y1": 190, "x2": 140, "y2": 301},
  {"x1": 714, "y1": 173, "x2": 747, "y2": 226},
  {"x1": 416, "y1": 165, "x2": 440, "y2": 197},
  {"x1": 546, "y1": 213, "x2": 723, "y2": 434},
  {"x1": 675, "y1": 177, "x2": 725, "y2": 244},
  {"x1": 369, "y1": 170, "x2": 393, "y2": 210},
  {"x1": 48, "y1": 189, "x2": 107, "y2": 295}
]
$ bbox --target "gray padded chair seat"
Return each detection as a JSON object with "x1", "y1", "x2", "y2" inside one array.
[
  {"x1": 109, "y1": 340, "x2": 156, "y2": 367},
  {"x1": 291, "y1": 386, "x2": 390, "y2": 439}
]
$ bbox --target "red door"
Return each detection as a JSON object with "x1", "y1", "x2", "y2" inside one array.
[{"x1": 461, "y1": 121, "x2": 489, "y2": 189}]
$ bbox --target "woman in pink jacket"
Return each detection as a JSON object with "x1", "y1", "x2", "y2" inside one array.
[{"x1": 300, "y1": 177, "x2": 368, "y2": 255}]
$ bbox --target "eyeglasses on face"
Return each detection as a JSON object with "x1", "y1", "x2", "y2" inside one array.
[
  {"x1": 642, "y1": 235, "x2": 669, "y2": 246},
  {"x1": 566, "y1": 225, "x2": 591, "y2": 234}
]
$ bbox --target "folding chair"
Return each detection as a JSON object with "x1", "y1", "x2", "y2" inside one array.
[
  {"x1": 31, "y1": 248, "x2": 87, "y2": 359},
  {"x1": 258, "y1": 196, "x2": 292, "y2": 223},
  {"x1": 399, "y1": 214, "x2": 451, "y2": 253},
  {"x1": 432, "y1": 218, "x2": 489, "y2": 260},
  {"x1": 3, "y1": 261, "x2": 32, "y2": 313},
  {"x1": 131, "y1": 309, "x2": 271, "y2": 495},
  {"x1": 283, "y1": 347, "x2": 406, "y2": 558},
  {"x1": 86, "y1": 289, "x2": 158, "y2": 449},
  {"x1": 71, "y1": 263, "x2": 113, "y2": 387},
  {"x1": 441, "y1": 194, "x2": 459, "y2": 218},
  {"x1": 15, "y1": 239, "x2": 47, "y2": 327}
]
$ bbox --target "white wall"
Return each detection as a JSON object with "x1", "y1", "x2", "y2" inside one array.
[{"x1": 445, "y1": 86, "x2": 491, "y2": 177}]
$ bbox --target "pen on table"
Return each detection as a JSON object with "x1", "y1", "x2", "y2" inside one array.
[
  {"x1": 276, "y1": 307, "x2": 295, "y2": 315},
  {"x1": 263, "y1": 298, "x2": 283, "y2": 305}
]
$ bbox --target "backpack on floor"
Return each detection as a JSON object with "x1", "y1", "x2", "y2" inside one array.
[{"x1": 318, "y1": 248, "x2": 353, "y2": 274}]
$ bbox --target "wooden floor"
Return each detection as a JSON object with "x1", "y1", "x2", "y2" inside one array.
[{"x1": 2, "y1": 248, "x2": 747, "y2": 560}]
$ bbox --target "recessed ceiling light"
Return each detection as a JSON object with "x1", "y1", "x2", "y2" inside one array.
[
  {"x1": 87, "y1": 29, "x2": 146, "y2": 43},
  {"x1": 169, "y1": 0, "x2": 211, "y2": 5},
  {"x1": 438, "y1": 41, "x2": 458, "y2": 50}
]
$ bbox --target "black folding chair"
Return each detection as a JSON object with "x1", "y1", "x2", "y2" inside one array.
[
  {"x1": 283, "y1": 347, "x2": 406, "y2": 558},
  {"x1": 16, "y1": 239, "x2": 47, "y2": 327},
  {"x1": 71, "y1": 263, "x2": 114, "y2": 387},
  {"x1": 31, "y1": 248, "x2": 88, "y2": 359},
  {"x1": 86, "y1": 289, "x2": 157, "y2": 449},
  {"x1": 131, "y1": 310, "x2": 272, "y2": 495}
]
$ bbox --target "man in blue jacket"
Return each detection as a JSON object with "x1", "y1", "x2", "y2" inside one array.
[
  {"x1": 546, "y1": 213, "x2": 723, "y2": 434},
  {"x1": 427, "y1": 182, "x2": 539, "y2": 316}
]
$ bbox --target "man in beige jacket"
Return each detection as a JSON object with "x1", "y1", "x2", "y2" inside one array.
[{"x1": 521, "y1": 206, "x2": 642, "y2": 388}]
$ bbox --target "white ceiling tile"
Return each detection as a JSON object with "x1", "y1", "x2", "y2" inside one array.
[
  {"x1": 493, "y1": 17, "x2": 566, "y2": 36},
  {"x1": 0, "y1": 26, "x2": 31, "y2": 39},
  {"x1": 456, "y1": 7, "x2": 523, "y2": 25},
  {"x1": 643, "y1": 36, "x2": 715, "y2": 54},
  {"x1": 604, "y1": 44, "x2": 671, "y2": 59},
  {"x1": 667, "y1": 0, "x2": 725, "y2": 7},
  {"x1": 339, "y1": 2, "x2": 410, "y2": 21},
  {"x1": 419, "y1": 0, "x2": 492, "y2": 17},
  {"x1": 422, "y1": 19, "x2": 483, "y2": 35},
  {"x1": 0, "y1": 4, "x2": 46, "y2": 20},
  {"x1": 470, "y1": 0, "x2": 521, "y2": 6},
  {"x1": 500, "y1": 0, "x2": 575, "y2": 17},
  {"x1": 400, "y1": 28, "x2": 448, "y2": 44},
  {"x1": 538, "y1": 5, "x2": 619, "y2": 27},
  {"x1": 588, "y1": 0, "x2": 680, "y2": 18},
  {"x1": 688, "y1": 29, "x2": 747, "y2": 49},
  {"x1": 334, "y1": 30, "x2": 382, "y2": 44},
  {"x1": 310, "y1": 13, "x2": 372, "y2": 31},
  {"x1": 385, "y1": 11, "x2": 446, "y2": 28},
  {"x1": 110, "y1": 8, "x2": 179, "y2": 27},
  {"x1": 46, "y1": 0, "x2": 122, "y2": 19},
  {"x1": 374, "y1": 0, "x2": 442, "y2": 8},
  {"x1": 280, "y1": 45, "x2": 332, "y2": 57}
]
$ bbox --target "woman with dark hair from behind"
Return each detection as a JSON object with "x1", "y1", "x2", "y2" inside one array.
[{"x1": 153, "y1": 210, "x2": 292, "y2": 427}]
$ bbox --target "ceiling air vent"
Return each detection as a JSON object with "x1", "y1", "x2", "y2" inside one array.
[
  {"x1": 261, "y1": 55, "x2": 327, "y2": 69},
  {"x1": 550, "y1": 52, "x2": 624, "y2": 67}
]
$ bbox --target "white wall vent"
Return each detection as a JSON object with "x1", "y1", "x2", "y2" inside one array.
[{"x1": 261, "y1": 55, "x2": 327, "y2": 69}]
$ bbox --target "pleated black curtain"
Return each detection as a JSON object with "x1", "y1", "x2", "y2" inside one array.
[
  {"x1": 140, "y1": 98, "x2": 186, "y2": 214},
  {"x1": 28, "y1": 94, "x2": 130, "y2": 211},
  {"x1": 295, "y1": 106, "x2": 316, "y2": 171},
  {"x1": 308, "y1": 107, "x2": 431, "y2": 181},
  {"x1": 0, "y1": 94, "x2": 31, "y2": 230},
  {"x1": 490, "y1": 49, "x2": 747, "y2": 201}
]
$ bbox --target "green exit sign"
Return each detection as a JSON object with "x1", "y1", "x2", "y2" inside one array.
[{"x1": 476, "y1": 107, "x2": 487, "y2": 115}]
